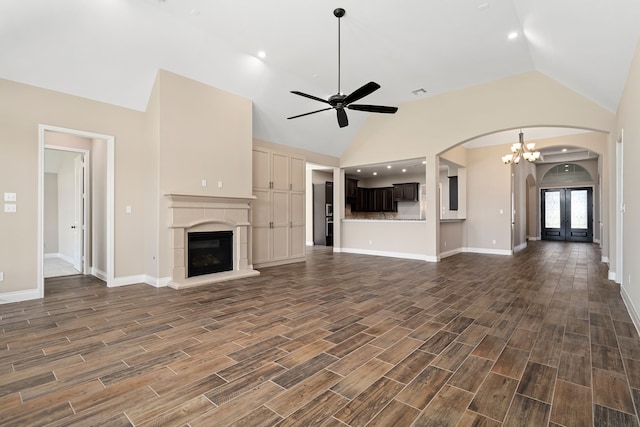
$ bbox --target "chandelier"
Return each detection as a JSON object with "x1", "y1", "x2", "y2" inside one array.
[{"x1": 502, "y1": 131, "x2": 541, "y2": 164}]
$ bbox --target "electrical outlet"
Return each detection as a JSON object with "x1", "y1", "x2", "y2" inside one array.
[
  {"x1": 4, "y1": 204, "x2": 16, "y2": 213},
  {"x1": 0, "y1": 272, "x2": 4, "y2": 282},
  {"x1": 218, "y1": 180, "x2": 223, "y2": 189},
  {"x1": 369, "y1": 240, "x2": 373, "y2": 245},
  {"x1": 492, "y1": 239, "x2": 497, "y2": 245},
  {"x1": 201, "y1": 179, "x2": 207, "y2": 187}
]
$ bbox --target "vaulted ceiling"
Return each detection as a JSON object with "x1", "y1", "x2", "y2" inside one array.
[{"x1": 2, "y1": 0, "x2": 639, "y2": 157}]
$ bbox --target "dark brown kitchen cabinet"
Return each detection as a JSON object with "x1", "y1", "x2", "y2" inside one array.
[
  {"x1": 353, "y1": 187, "x2": 396, "y2": 212},
  {"x1": 393, "y1": 182, "x2": 419, "y2": 202},
  {"x1": 345, "y1": 178, "x2": 358, "y2": 200}
]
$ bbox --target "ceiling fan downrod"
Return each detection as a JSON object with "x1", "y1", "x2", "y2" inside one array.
[{"x1": 334, "y1": 8, "x2": 345, "y2": 95}]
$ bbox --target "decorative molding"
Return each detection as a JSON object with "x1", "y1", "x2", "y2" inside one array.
[{"x1": 621, "y1": 285, "x2": 640, "y2": 336}]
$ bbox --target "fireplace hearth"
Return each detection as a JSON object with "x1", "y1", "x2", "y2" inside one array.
[{"x1": 187, "y1": 231, "x2": 233, "y2": 277}]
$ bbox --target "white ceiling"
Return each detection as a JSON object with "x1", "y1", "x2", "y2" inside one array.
[{"x1": 2, "y1": 0, "x2": 639, "y2": 158}]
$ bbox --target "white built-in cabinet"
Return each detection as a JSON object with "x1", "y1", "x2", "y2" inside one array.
[{"x1": 252, "y1": 148, "x2": 305, "y2": 267}]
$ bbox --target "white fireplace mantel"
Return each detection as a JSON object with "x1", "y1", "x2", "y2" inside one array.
[{"x1": 165, "y1": 193, "x2": 259, "y2": 289}]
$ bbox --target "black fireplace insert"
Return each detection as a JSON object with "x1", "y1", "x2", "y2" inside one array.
[{"x1": 187, "y1": 231, "x2": 233, "y2": 277}]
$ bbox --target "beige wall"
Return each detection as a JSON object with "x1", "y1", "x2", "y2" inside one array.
[
  {"x1": 156, "y1": 70, "x2": 253, "y2": 279},
  {"x1": 341, "y1": 71, "x2": 615, "y2": 260},
  {"x1": 616, "y1": 40, "x2": 640, "y2": 326},
  {"x1": 0, "y1": 76, "x2": 149, "y2": 295},
  {"x1": 0, "y1": 70, "x2": 254, "y2": 297},
  {"x1": 440, "y1": 221, "x2": 465, "y2": 255}
]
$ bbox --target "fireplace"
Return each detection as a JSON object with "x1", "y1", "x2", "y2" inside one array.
[
  {"x1": 187, "y1": 231, "x2": 233, "y2": 277},
  {"x1": 166, "y1": 194, "x2": 259, "y2": 289}
]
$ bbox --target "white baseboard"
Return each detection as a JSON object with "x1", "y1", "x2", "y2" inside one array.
[
  {"x1": 44, "y1": 253, "x2": 58, "y2": 259},
  {"x1": 621, "y1": 285, "x2": 640, "y2": 336},
  {"x1": 440, "y1": 248, "x2": 463, "y2": 259},
  {"x1": 0, "y1": 288, "x2": 43, "y2": 304},
  {"x1": 306, "y1": 241, "x2": 314, "y2": 246},
  {"x1": 527, "y1": 237, "x2": 540, "y2": 241},
  {"x1": 609, "y1": 270, "x2": 617, "y2": 281},
  {"x1": 145, "y1": 276, "x2": 171, "y2": 288},
  {"x1": 464, "y1": 247, "x2": 513, "y2": 256},
  {"x1": 514, "y1": 242, "x2": 527, "y2": 253},
  {"x1": 109, "y1": 274, "x2": 148, "y2": 287},
  {"x1": 602, "y1": 256, "x2": 609, "y2": 263},
  {"x1": 92, "y1": 267, "x2": 107, "y2": 282},
  {"x1": 340, "y1": 247, "x2": 438, "y2": 262}
]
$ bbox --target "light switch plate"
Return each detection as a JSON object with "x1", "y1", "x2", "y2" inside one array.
[
  {"x1": 4, "y1": 204, "x2": 16, "y2": 213},
  {"x1": 4, "y1": 193, "x2": 16, "y2": 202}
]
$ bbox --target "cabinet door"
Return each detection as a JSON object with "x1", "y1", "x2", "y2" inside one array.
[
  {"x1": 253, "y1": 149, "x2": 271, "y2": 189},
  {"x1": 252, "y1": 227, "x2": 271, "y2": 265},
  {"x1": 290, "y1": 156, "x2": 305, "y2": 192},
  {"x1": 272, "y1": 152, "x2": 290, "y2": 190},
  {"x1": 346, "y1": 178, "x2": 358, "y2": 199},
  {"x1": 290, "y1": 191, "x2": 305, "y2": 257},
  {"x1": 272, "y1": 191, "x2": 290, "y2": 261},
  {"x1": 252, "y1": 189, "x2": 271, "y2": 264}
]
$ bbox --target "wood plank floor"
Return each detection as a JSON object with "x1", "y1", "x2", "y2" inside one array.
[{"x1": 1, "y1": 242, "x2": 639, "y2": 426}]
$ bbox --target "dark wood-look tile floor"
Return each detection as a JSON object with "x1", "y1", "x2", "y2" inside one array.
[{"x1": 1, "y1": 242, "x2": 639, "y2": 426}]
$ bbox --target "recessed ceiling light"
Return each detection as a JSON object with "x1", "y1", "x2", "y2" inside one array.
[
  {"x1": 562, "y1": 148, "x2": 568, "y2": 152},
  {"x1": 373, "y1": 172, "x2": 377, "y2": 176},
  {"x1": 257, "y1": 51, "x2": 267, "y2": 59},
  {"x1": 387, "y1": 165, "x2": 392, "y2": 169},
  {"x1": 402, "y1": 168, "x2": 407, "y2": 173},
  {"x1": 508, "y1": 32, "x2": 518, "y2": 40},
  {"x1": 422, "y1": 161, "x2": 426, "y2": 165},
  {"x1": 356, "y1": 169, "x2": 361, "y2": 173},
  {"x1": 411, "y1": 88, "x2": 427, "y2": 96}
]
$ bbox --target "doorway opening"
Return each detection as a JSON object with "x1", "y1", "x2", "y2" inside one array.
[
  {"x1": 38, "y1": 125, "x2": 114, "y2": 297},
  {"x1": 44, "y1": 148, "x2": 88, "y2": 278},
  {"x1": 541, "y1": 187, "x2": 593, "y2": 242}
]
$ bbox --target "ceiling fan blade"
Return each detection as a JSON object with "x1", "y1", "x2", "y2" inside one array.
[
  {"x1": 336, "y1": 108, "x2": 349, "y2": 128},
  {"x1": 348, "y1": 104, "x2": 398, "y2": 114},
  {"x1": 290, "y1": 91, "x2": 330, "y2": 104},
  {"x1": 287, "y1": 107, "x2": 333, "y2": 120},
  {"x1": 343, "y1": 81, "x2": 381, "y2": 105}
]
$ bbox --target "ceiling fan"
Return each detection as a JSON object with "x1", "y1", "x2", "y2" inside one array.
[{"x1": 287, "y1": 8, "x2": 398, "y2": 128}]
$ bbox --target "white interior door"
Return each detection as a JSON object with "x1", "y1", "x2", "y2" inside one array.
[{"x1": 73, "y1": 155, "x2": 84, "y2": 272}]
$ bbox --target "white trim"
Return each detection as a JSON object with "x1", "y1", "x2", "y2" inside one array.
[
  {"x1": 621, "y1": 285, "x2": 640, "y2": 335},
  {"x1": 110, "y1": 275, "x2": 147, "y2": 288},
  {"x1": 440, "y1": 248, "x2": 463, "y2": 259},
  {"x1": 602, "y1": 256, "x2": 609, "y2": 263},
  {"x1": 39, "y1": 124, "x2": 115, "y2": 297},
  {"x1": 92, "y1": 267, "x2": 107, "y2": 282},
  {"x1": 340, "y1": 247, "x2": 438, "y2": 262},
  {"x1": 514, "y1": 242, "x2": 527, "y2": 253},
  {"x1": 306, "y1": 241, "x2": 315, "y2": 246},
  {"x1": 142, "y1": 275, "x2": 171, "y2": 288},
  {"x1": 44, "y1": 253, "x2": 59, "y2": 259},
  {"x1": 527, "y1": 237, "x2": 540, "y2": 241},
  {"x1": 0, "y1": 289, "x2": 42, "y2": 304},
  {"x1": 609, "y1": 271, "x2": 616, "y2": 281},
  {"x1": 464, "y1": 247, "x2": 514, "y2": 256}
]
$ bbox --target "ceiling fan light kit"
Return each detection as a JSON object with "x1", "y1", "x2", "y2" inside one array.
[{"x1": 287, "y1": 8, "x2": 398, "y2": 128}]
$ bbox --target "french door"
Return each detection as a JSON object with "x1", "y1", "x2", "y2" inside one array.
[{"x1": 541, "y1": 187, "x2": 593, "y2": 242}]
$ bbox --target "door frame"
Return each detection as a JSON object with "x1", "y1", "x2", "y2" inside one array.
[
  {"x1": 540, "y1": 185, "x2": 594, "y2": 242},
  {"x1": 615, "y1": 130, "x2": 624, "y2": 283},
  {"x1": 38, "y1": 125, "x2": 115, "y2": 297}
]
